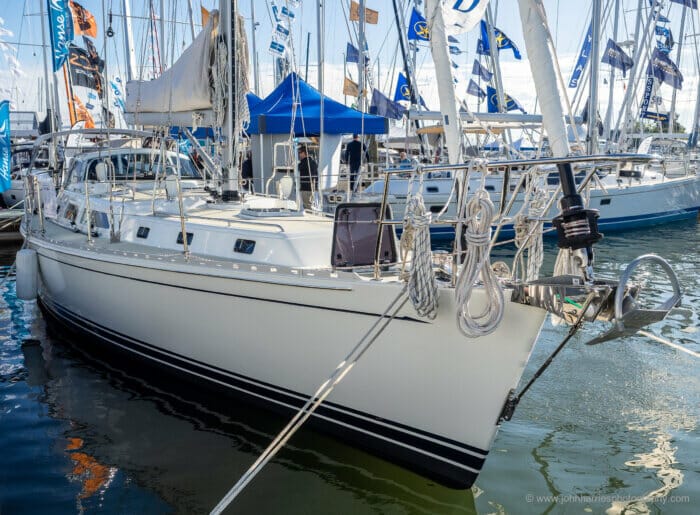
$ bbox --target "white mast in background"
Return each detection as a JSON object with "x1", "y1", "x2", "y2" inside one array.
[
  {"x1": 587, "y1": 0, "x2": 602, "y2": 154},
  {"x1": 424, "y1": 0, "x2": 462, "y2": 164},
  {"x1": 517, "y1": 0, "x2": 570, "y2": 157},
  {"x1": 122, "y1": 0, "x2": 137, "y2": 82}
]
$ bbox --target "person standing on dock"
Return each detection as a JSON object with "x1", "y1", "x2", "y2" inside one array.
[
  {"x1": 298, "y1": 146, "x2": 318, "y2": 209},
  {"x1": 345, "y1": 134, "x2": 368, "y2": 192}
]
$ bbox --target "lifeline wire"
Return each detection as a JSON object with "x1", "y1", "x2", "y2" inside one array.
[{"x1": 210, "y1": 286, "x2": 409, "y2": 513}]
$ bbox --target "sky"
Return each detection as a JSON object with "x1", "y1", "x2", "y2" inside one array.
[{"x1": 1, "y1": 0, "x2": 700, "y2": 131}]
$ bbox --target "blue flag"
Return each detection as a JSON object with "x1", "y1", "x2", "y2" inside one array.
[
  {"x1": 471, "y1": 59, "x2": 492, "y2": 82},
  {"x1": 370, "y1": 88, "x2": 406, "y2": 120},
  {"x1": 448, "y1": 35, "x2": 459, "y2": 44},
  {"x1": 656, "y1": 39, "x2": 672, "y2": 54},
  {"x1": 641, "y1": 110, "x2": 670, "y2": 122},
  {"x1": 394, "y1": 73, "x2": 411, "y2": 102},
  {"x1": 0, "y1": 101, "x2": 10, "y2": 194},
  {"x1": 654, "y1": 11, "x2": 671, "y2": 22},
  {"x1": 449, "y1": 45, "x2": 462, "y2": 55},
  {"x1": 655, "y1": 25, "x2": 671, "y2": 38},
  {"x1": 648, "y1": 48, "x2": 683, "y2": 89},
  {"x1": 479, "y1": 20, "x2": 522, "y2": 60},
  {"x1": 346, "y1": 42, "x2": 360, "y2": 63},
  {"x1": 346, "y1": 42, "x2": 369, "y2": 64},
  {"x1": 601, "y1": 39, "x2": 634, "y2": 77},
  {"x1": 670, "y1": 0, "x2": 697, "y2": 8},
  {"x1": 467, "y1": 79, "x2": 486, "y2": 100},
  {"x1": 407, "y1": 7, "x2": 430, "y2": 41},
  {"x1": 486, "y1": 86, "x2": 525, "y2": 113},
  {"x1": 569, "y1": 22, "x2": 592, "y2": 88},
  {"x1": 47, "y1": 0, "x2": 74, "y2": 72},
  {"x1": 393, "y1": 73, "x2": 427, "y2": 108}
]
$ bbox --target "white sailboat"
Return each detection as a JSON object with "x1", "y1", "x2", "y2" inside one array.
[{"x1": 18, "y1": 0, "x2": 680, "y2": 493}]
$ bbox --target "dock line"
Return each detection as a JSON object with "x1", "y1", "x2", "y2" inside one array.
[{"x1": 210, "y1": 286, "x2": 409, "y2": 513}]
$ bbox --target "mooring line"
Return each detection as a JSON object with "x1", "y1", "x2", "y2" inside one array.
[{"x1": 210, "y1": 286, "x2": 410, "y2": 514}]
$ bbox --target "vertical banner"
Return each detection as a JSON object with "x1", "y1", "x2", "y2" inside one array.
[
  {"x1": 639, "y1": 75, "x2": 655, "y2": 116},
  {"x1": 0, "y1": 100, "x2": 11, "y2": 194},
  {"x1": 569, "y1": 22, "x2": 592, "y2": 88},
  {"x1": 48, "y1": 0, "x2": 74, "y2": 71}
]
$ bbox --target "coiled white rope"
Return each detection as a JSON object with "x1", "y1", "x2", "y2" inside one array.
[
  {"x1": 212, "y1": 39, "x2": 228, "y2": 129},
  {"x1": 513, "y1": 171, "x2": 547, "y2": 282},
  {"x1": 400, "y1": 190, "x2": 439, "y2": 319},
  {"x1": 454, "y1": 166, "x2": 505, "y2": 337}
]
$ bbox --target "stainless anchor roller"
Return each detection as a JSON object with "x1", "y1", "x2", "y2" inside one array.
[{"x1": 586, "y1": 254, "x2": 682, "y2": 345}]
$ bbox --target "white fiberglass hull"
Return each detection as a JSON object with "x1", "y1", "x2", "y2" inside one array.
[{"x1": 30, "y1": 227, "x2": 545, "y2": 488}]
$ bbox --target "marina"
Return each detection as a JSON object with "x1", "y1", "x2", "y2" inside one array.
[
  {"x1": 1, "y1": 0, "x2": 700, "y2": 513},
  {"x1": 1, "y1": 222, "x2": 698, "y2": 513}
]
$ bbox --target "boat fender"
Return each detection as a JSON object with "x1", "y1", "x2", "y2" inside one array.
[{"x1": 16, "y1": 249, "x2": 38, "y2": 301}]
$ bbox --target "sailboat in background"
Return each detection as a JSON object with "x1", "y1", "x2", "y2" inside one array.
[{"x1": 347, "y1": 0, "x2": 700, "y2": 241}]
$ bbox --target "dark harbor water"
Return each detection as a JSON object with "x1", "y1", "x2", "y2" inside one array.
[{"x1": 1, "y1": 221, "x2": 698, "y2": 514}]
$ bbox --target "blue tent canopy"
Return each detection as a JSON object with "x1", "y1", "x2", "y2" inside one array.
[
  {"x1": 246, "y1": 92, "x2": 263, "y2": 111},
  {"x1": 247, "y1": 72, "x2": 388, "y2": 135}
]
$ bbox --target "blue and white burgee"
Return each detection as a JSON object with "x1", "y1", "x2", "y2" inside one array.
[
  {"x1": 478, "y1": 20, "x2": 522, "y2": 60},
  {"x1": 0, "y1": 100, "x2": 11, "y2": 194},
  {"x1": 407, "y1": 7, "x2": 430, "y2": 41}
]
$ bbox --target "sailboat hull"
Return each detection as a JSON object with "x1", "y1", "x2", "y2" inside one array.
[
  {"x1": 31, "y1": 233, "x2": 545, "y2": 489},
  {"x1": 380, "y1": 173, "x2": 700, "y2": 241}
]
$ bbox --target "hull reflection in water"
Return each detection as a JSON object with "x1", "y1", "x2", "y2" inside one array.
[{"x1": 20, "y1": 323, "x2": 477, "y2": 514}]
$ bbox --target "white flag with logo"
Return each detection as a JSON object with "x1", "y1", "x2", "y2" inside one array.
[{"x1": 443, "y1": 0, "x2": 490, "y2": 35}]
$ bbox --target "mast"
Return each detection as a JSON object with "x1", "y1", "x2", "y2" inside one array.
[
  {"x1": 484, "y1": 5, "x2": 513, "y2": 151},
  {"x1": 250, "y1": 0, "x2": 260, "y2": 95},
  {"x1": 122, "y1": 0, "x2": 137, "y2": 82},
  {"x1": 38, "y1": 0, "x2": 55, "y2": 132},
  {"x1": 317, "y1": 0, "x2": 324, "y2": 210},
  {"x1": 357, "y1": 0, "x2": 366, "y2": 111},
  {"x1": 187, "y1": 0, "x2": 196, "y2": 41},
  {"x1": 603, "y1": 0, "x2": 621, "y2": 140},
  {"x1": 160, "y1": 0, "x2": 167, "y2": 68},
  {"x1": 587, "y1": 0, "x2": 602, "y2": 153},
  {"x1": 690, "y1": 6, "x2": 700, "y2": 148},
  {"x1": 615, "y1": 0, "x2": 657, "y2": 149},
  {"x1": 485, "y1": 7, "x2": 507, "y2": 115},
  {"x1": 221, "y1": 0, "x2": 238, "y2": 199},
  {"x1": 425, "y1": 0, "x2": 462, "y2": 164},
  {"x1": 690, "y1": 68, "x2": 700, "y2": 147},
  {"x1": 390, "y1": 0, "x2": 424, "y2": 153},
  {"x1": 517, "y1": 0, "x2": 570, "y2": 158},
  {"x1": 668, "y1": 4, "x2": 687, "y2": 135}
]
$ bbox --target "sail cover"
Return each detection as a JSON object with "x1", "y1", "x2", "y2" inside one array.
[{"x1": 125, "y1": 11, "x2": 219, "y2": 113}]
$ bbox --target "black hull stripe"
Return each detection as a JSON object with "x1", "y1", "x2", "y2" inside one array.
[
  {"x1": 37, "y1": 252, "x2": 485, "y2": 457},
  {"x1": 40, "y1": 247, "x2": 428, "y2": 324},
  {"x1": 40, "y1": 296, "x2": 488, "y2": 478}
]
